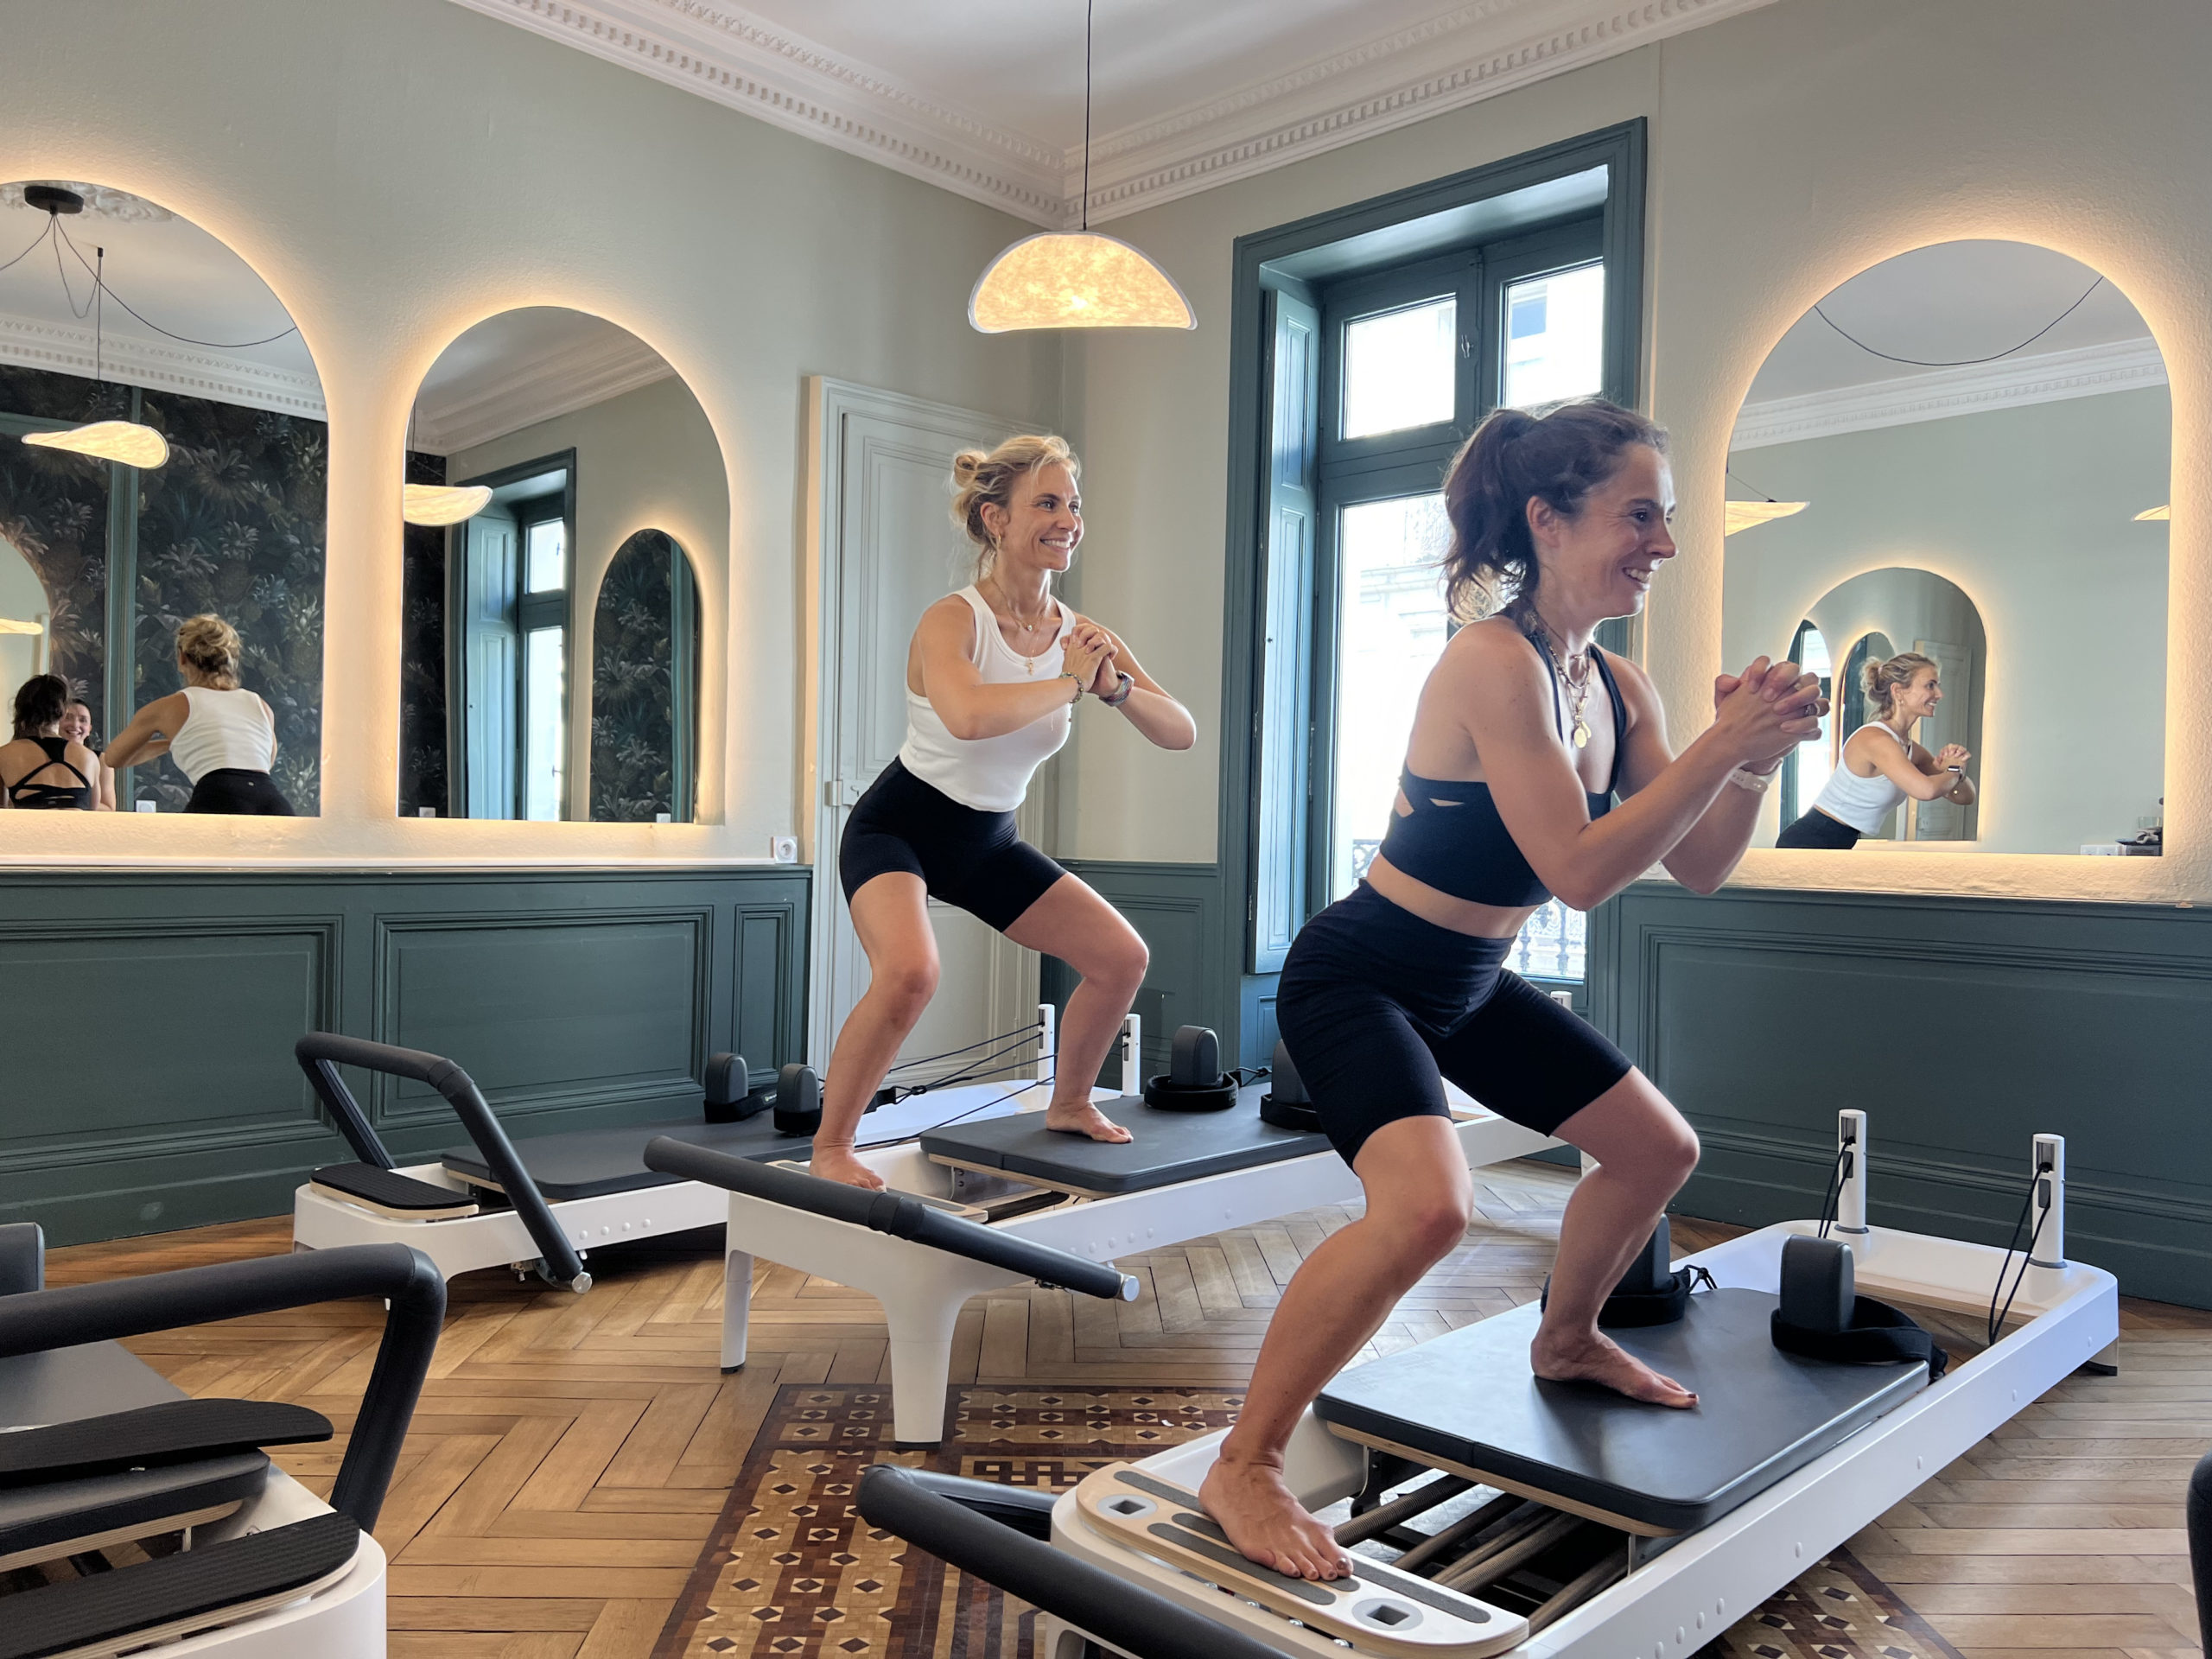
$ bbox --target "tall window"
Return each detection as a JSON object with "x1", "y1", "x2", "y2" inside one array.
[
  {"x1": 1306, "y1": 225, "x2": 1607, "y2": 981},
  {"x1": 517, "y1": 501, "x2": 569, "y2": 822},
  {"x1": 452, "y1": 454, "x2": 573, "y2": 821}
]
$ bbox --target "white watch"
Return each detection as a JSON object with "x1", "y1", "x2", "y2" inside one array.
[{"x1": 1726, "y1": 766, "x2": 1775, "y2": 794}]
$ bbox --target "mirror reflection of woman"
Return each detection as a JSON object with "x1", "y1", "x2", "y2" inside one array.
[
  {"x1": 1201, "y1": 402, "x2": 1827, "y2": 1580},
  {"x1": 1, "y1": 674, "x2": 103, "y2": 810},
  {"x1": 1776, "y1": 652, "x2": 1974, "y2": 849},
  {"x1": 60, "y1": 697, "x2": 116, "y2": 811},
  {"x1": 816, "y1": 435, "x2": 1197, "y2": 1192},
  {"x1": 104, "y1": 614, "x2": 296, "y2": 816}
]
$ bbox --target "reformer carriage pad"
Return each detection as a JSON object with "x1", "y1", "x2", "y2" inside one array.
[
  {"x1": 919, "y1": 1086, "x2": 1328, "y2": 1195},
  {"x1": 439, "y1": 1114, "x2": 817, "y2": 1202},
  {"x1": 1316, "y1": 1287, "x2": 1929, "y2": 1534}
]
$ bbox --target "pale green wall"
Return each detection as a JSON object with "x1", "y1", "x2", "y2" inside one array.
[
  {"x1": 0, "y1": 0, "x2": 1058, "y2": 863},
  {"x1": 448, "y1": 373, "x2": 728, "y2": 815},
  {"x1": 0, "y1": 535, "x2": 42, "y2": 700},
  {"x1": 1725, "y1": 387, "x2": 2170, "y2": 853},
  {"x1": 1058, "y1": 0, "x2": 2212, "y2": 908}
]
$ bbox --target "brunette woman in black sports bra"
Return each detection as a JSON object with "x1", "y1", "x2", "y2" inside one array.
[{"x1": 1199, "y1": 401, "x2": 1828, "y2": 1580}]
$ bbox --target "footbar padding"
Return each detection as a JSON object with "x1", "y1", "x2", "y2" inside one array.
[
  {"x1": 643, "y1": 1137, "x2": 1136, "y2": 1301},
  {"x1": 857, "y1": 1465, "x2": 1283, "y2": 1659},
  {"x1": 0, "y1": 1243, "x2": 442, "y2": 1532},
  {"x1": 296, "y1": 1033, "x2": 584, "y2": 1287}
]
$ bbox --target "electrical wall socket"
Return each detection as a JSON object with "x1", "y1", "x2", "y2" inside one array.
[{"x1": 770, "y1": 836, "x2": 799, "y2": 864}]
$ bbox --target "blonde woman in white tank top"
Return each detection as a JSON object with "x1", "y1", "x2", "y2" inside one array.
[
  {"x1": 104, "y1": 614, "x2": 296, "y2": 816},
  {"x1": 1776, "y1": 652, "x2": 1974, "y2": 848},
  {"x1": 818, "y1": 436, "x2": 1197, "y2": 1191}
]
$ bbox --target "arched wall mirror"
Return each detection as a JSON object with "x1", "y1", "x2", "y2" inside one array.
[
  {"x1": 1726, "y1": 239, "x2": 2169, "y2": 855},
  {"x1": 397, "y1": 307, "x2": 724, "y2": 821},
  {"x1": 588, "y1": 529, "x2": 700, "y2": 823},
  {"x1": 0, "y1": 179, "x2": 326, "y2": 814}
]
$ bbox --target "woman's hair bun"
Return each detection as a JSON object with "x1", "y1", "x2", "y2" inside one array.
[
  {"x1": 948, "y1": 434, "x2": 1080, "y2": 575},
  {"x1": 1860, "y1": 651, "x2": 1937, "y2": 714}
]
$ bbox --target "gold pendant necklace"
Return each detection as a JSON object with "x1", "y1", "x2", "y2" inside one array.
[{"x1": 1523, "y1": 613, "x2": 1593, "y2": 747}]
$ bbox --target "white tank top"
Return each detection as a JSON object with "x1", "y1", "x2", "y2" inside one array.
[
  {"x1": 898, "y1": 586, "x2": 1075, "y2": 812},
  {"x1": 168, "y1": 685, "x2": 276, "y2": 783},
  {"x1": 1810, "y1": 722, "x2": 1913, "y2": 834}
]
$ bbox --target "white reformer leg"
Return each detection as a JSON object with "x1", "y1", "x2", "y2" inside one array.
[{"x1": 721, "y1": 1248, "x2": 753, "y2": 1372}]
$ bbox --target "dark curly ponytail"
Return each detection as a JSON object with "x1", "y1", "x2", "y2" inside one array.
[{"x1": 1440, "y1": 398, "x2": 1667, "y2": 619}]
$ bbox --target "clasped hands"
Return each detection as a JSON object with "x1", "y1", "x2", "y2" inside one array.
[
  {"x1": 1713, "y1": 656, "x2": 1830, "y2": 774},
  {"x1": 1059, "y1": 620, "x2": 1128, "y2": 697}
]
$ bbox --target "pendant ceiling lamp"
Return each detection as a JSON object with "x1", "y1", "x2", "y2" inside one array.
[
  {"x1": 0, "y1": 617, "x2": 44, "y2": 636},
  {"x1": 10, "y1": 188, "x2": 169, "y2": 468},
  {"x1": 1723, "y1": 468, "x2": 1808, "y2": 537},
  {"x1": 2134, "y1": 504, "x2": 2170, "y2": 522},
  {"x1": 403, "y1": 481, "x2": 493, "y2": 527},
  {"x1": 969, "y1": 1, "x2": 1193, "y2": 334}
]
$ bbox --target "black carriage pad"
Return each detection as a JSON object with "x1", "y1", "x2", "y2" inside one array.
[
  {"x1": 311, "y1": 1162, "x2": 480, "y2": 1218},
  {"x1": 0, "y1": 1399, "x2": 329, "y2": 1487},
  {"x1": 918, "y1": 1089, "x2": 1329, "y2": 1195},
  {"x1": 439, "y1": 1113, "x2": 803, "y2": 1201},
  {"x1": 0, "y1": 1452, "x2": 269, "y2": 1567},
  {"x1": 1315, "y1": 1288, "x2": 1928, "y2": 1534}
]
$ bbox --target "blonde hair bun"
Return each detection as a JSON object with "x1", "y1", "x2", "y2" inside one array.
[
  {"x1": 1861, "y1": 650, "x2": 1936, "y2": 715},
  {"x1": 948, "y1": 434, "x2": 1079, "y2": 575},
  {"x1": 176, "y1": 613, "x2": 244, "y2": 689}
]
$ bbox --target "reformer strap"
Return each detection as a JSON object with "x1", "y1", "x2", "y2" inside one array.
[{"x1": 1772, "y1": 1296, "x2": 1948, "y2": 1380}]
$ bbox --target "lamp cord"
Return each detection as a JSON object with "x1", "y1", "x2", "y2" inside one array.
[
  {"x1": 1815, "y1": 276, "x2": 2104, "y2": 369},
  {"x1": 1081, "y1": 0, "x2": 1093, "y2": 232},
  {"x1": 1727, "y1": 466, "x2": 1782, "y2": 505}
]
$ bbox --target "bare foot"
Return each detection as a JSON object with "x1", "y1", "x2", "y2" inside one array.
[
  {"x1": 1044, "y1": 1100, "x2": 1132, "y2": 1143},
  {"x1": 1198, "y1": 1457, "x2": 1353, "y2": 1580},
  {"x1": 1530, "y1": 1328, "x2": 1697, "y2": 1406},
  {"x1": 807, "y1": 1146, "x2": 887, "y2": 1191}
]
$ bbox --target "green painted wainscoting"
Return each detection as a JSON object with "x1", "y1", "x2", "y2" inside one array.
[
  {"x1": 1038, "y1": 861, "x2": 1233, "y2": 1084},
  {"x1": 0, "y1": 867, "x2": 810, "y2": 1246},
  {"x1": 1602, "y1": 882, "x2": 2212, "y2": 1310}
]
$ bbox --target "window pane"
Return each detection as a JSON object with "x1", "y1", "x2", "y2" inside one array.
[
  {"x1": 1343, "y1": 298, "x2": 1456, "y2": 439},
  {"x1": 523, "y1": 625, "x2": 565, "y2": 820},
  {"x1": 525, "y1": 518, "x2": 567, "y2": 594},
  {"x1": 1506, "y1": 899, "x2": 1586, "y2": 982},
  {"x1": 1329, "y1": 493, "x2": 1452, "y2": 900},
  {"x1": 1502, "y1": 263, "x2": 1605, "y2": 406}
]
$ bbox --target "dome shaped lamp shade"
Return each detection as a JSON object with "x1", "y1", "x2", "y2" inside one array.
[
  {"x1": 403, "y1": 483, "x2": 494, "y2": 527},
  {"x1": 969, "y1": 232, "x2": 1196, "y2": 334},
  {"x1": 0, "y1": 618, "x2": 44, "y2": 636},
  {"x1": 2135, "y1": 504, "x2": 2170, "y2": 522},
  {"x1": 21, "y1": 420, "x2": 168, "y2": 469},
  {"x1": 1723, "y1": 499, "x2": 1809, "y2": 535}
]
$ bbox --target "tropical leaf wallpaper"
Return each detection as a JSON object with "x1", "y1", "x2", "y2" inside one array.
[
  {"x1": 590, "y1": 529, "x2": 698, "y2": 823},
  {"x1": 0, "y1": 363, "x2": 327, "y2": 810},
  {"x1": 398, "y1": 449, "x2": 448, "y2": 816}
]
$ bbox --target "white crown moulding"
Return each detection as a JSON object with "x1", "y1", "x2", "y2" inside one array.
[
  {"x1": 0, "y1": 310, "x2": 327, "y2": 419},
  {"x1": 443, "y1": 0, "x2": 1780, "y2": 228},
  {"x1": 1729, "y1": 336, "x2": 2170, "y2": 451},
  {"x1": 411, "y1": 327, "x2": 677, "y2": 454}
]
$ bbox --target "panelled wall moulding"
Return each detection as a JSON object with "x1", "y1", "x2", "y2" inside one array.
[{"x1": 442, "y1": 0, "x2": 1781, "y2": 226}]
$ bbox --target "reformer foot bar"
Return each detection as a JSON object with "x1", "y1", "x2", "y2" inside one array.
[
  {"x1": 0, "y1": 1223, "x2": 442, "y2": 1659},
  {"x1": 655, "y1": 1032, "x2": 1558, "y2": 1446},
  {"x1": 868, "y1": 1113, "x2": 2120, "y2": 1657},
  {"x1": 289, "y1": 1007, "x2": 1081, "y2": 1291}
]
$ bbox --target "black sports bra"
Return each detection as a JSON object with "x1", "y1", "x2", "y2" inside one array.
[
  {"x1": 1375, "y1": 631, "x2": 1627, "y2": 907},
  {"x1": 5, "y1": 735, "x2": 93, "y2": 810}
]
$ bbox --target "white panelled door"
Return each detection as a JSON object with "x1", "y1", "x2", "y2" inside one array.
[{"x1": 808, "y1": 382, "x2": 1046, "y2": 1080}]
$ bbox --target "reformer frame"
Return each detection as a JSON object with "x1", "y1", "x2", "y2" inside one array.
[
  {"x1": 289, "y1": 1008, "x2": 1080, "y2": 1291},
  {"x1": 666, "y1": 1065, "x2": 1558, "y2": 1446},
  {"x1": 1032, "y1": 1114, "x2": 2119, "y2": 1658}
]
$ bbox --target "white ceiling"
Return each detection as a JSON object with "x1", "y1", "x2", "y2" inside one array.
[
  {"x1": 411, "y1": 307, "x2": 677, "y2": 454},
  {"x1": 1747, "y1": 240, "x2": 2154, "y2": 404},
  {"x1": 447, "y1": 0, "x2": 1779, "y2": 225},
  {"x1": 0, "y1": 181, "x2": 321, "y2": 416}
]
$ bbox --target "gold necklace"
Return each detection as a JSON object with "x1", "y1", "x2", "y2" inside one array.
[
  {"x1": 984, "y1": 577, "x2": 1054, "y2": 676},
  {"x1": 1522, "y1": 613, "x2": 1595, "y2": 749}
]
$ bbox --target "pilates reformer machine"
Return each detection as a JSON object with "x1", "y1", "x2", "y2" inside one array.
[
  {"x1": 643, "y1": 1025, "x2": 1560, "y2": 1445},
  {"x1": 289, "y1": 1007, "x2": 1109, "y2": 1291},
  {"x1": 851, "y1": 1110, "x2": 2123, "y2": 1657},
  {"x1": 0, "y1": 1223, "x2": 441, "y2": 1659}
]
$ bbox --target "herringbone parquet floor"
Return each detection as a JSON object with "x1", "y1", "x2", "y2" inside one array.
[{"x1": 42, "y1": 1159, "x2": 2212, "y2": 1658}]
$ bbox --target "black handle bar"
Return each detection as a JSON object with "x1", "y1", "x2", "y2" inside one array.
[
  {"x1": 856, "y1": 1465, "x2": 1282, "y2": 1659},
  {"x1": 2190, "y1": 1446, "x2": 2211, "y2": 1654},
  {"x1": 642, "y1": 1138, "x2": 1138, "y2": 1302},
  {"x1": 0, "y1": 1243, "x2": 444, "y2": 1532},
  {"x1": 296, "y1": 1033, "x2": 585, "y2": 1288}
]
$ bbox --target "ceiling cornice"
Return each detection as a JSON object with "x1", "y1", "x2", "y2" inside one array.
[
  {"x1": 414, "y1": 327, "x2": 676, "y2": 454},
  {"x1": 1730, "y1": 337, "x2": 2169, "y2": 451},
  {"x1": 444, "y1": 0, "x2": 1778, "y2": 227},
  {"x1": 0, "y1": 311, "x2": 326, "y2": 420}
]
